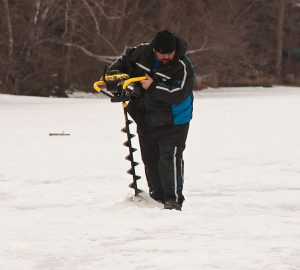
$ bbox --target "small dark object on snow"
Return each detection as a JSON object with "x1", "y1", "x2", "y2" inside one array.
[{"x1": 49, "y1": 132, "x2": 70, "y2": 136}]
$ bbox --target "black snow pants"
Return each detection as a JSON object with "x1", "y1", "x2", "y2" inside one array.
[{"x1": 137, "y1": 123, "x2": 189, "y2": 205}]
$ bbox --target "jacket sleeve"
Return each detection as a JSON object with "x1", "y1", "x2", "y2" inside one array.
[
  {"x1": 147, "y1": 57, "x2": 195, "y2": 104},
  {"x1": 108, "y1": 47, "x2": 135, "y2": 73}
]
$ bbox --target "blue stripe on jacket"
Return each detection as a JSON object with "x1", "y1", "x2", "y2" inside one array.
[{"x1": 172, "y1": 95, "x2": 193, "y2": 125}]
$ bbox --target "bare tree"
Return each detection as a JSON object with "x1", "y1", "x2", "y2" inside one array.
[
  {"x1": 2, "y1": 0, "x2": 13, "y2": 61},
  {"x1": 1, "y1": 0, "x2": 300, "y2": 96},
  {"x1": 1, "y1": 0, "x2": 13, "y2": 86},
  {"x1": 276, "y1": 0, "x2": 286, "y2": 79}
]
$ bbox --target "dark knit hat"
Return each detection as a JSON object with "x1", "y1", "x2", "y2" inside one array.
[{"x1": 153, "y1": 30, "x2": 176, "y2": 54}]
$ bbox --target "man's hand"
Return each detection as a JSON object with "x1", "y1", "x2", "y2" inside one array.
[{"x1": 141, "y1": 74, "x2": 153, "y2": 90}]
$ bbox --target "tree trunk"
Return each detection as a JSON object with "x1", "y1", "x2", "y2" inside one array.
[
  {"x1": 2, "y1": 0, "x2": 13, "y2": 60},
  {"x1": 2, "y1": 0, "x2": 14, "y2": 86},
  {"x1": 275, "y1": 0, "x2": 286, "y2": 80}
]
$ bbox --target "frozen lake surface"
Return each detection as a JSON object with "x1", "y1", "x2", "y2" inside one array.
[{"x1": 0, "y1": 86, "x2": 299, "y2": 270}]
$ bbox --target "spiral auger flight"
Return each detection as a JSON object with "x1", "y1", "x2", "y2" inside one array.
[
  {"x1": 93, "y1": 67, "x2": 146, "y2": 196},
  {"x1": 121, "y1": 102, "x2": 142, "y2": 196}
]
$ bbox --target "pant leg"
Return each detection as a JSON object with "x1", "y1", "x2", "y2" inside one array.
[
  {"x1": 138, "y1": 132, "x2": 163, "y2": 197},
  {"x1": 158, "y1": 144, "x2": 186, "y2": 205},
  {"x1": 158, "y1": 124, "x2": 189, "y2": 205}
]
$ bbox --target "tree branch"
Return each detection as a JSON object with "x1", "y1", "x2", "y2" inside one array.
[
  {"x1": 81, "y1": 0, "x2": 100, "y2": 35},
  {"x1": 187, "y1": 36, "x2": 208, "y2": 55},
  {"x1": 37, "y1": 39, "x2": 118, "y2": 63}
]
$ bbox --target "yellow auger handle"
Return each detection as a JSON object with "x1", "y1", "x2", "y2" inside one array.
[
  {"x1": 93, "y1": 80, "x2": 105, "y2": 92},
  {"x1": 122, "y1": 76, "x2": 147, "y2": 90},
  {"x1": 93, "y1": 75, "x2": 147, "y2": 93},
  {"x1": 93, "y1": 73, "x2": 130, "y2": 92}
]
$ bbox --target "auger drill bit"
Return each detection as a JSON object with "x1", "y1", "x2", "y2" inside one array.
[{"x1": 121, "y1": 101, "x2": 141, "y2": 195}]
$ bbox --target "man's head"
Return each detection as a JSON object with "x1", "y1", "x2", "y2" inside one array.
[{"x1": 153, "y1": 30, "x2": 176, "y2": 65}]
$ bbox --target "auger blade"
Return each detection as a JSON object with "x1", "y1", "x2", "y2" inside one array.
[
  {"x1": 127, "y1": 120, "x2": 134, "y2": 125},
  {"x1": 128, "y1": 182, "x2": 135, "y2": 189},
  {"x1": 127, "y1": 168, "x2": 134, "y2": 175},
  {"x1": 123, "y1": 141, "x2": 130, "y2": 147},
  {"x1": 125, "y1": 155, "x2": 138, "y2": 162},
  {"x1": 134, "y1": 175, "x2": 141, "y2": 181},
  {"x1": 128, "y1": 177, "x2": 141, "y2": 188},
  {"x1": 128, "y1": 133, "x2": 135, "y2": 139},
  {"x1": 128, "y1": 183, "x2": 143, "y2": 194},
  {"x1": 127, "y1": 168, "x2": 140, "y2": 175}
]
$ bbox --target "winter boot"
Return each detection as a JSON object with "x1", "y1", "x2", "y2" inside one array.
[{"x1": 164, "y1": 200, "x2": 182, "y2": 211}]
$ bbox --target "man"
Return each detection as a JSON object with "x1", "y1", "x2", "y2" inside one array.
[{"x1": 109, "y1": 30, "x2": 194, "y2": 210}]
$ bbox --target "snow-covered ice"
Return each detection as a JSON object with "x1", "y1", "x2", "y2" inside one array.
[{"x1": 0, "y1": 86, "x2": 299, "y2": 270}]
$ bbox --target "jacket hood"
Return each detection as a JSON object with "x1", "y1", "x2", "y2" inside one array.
[{"x1": 174, "y1": 35, "x2": 187, "y2": 58}]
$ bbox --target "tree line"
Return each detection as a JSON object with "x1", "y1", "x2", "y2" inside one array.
[{"x1": 1, "y1": 0, "x2": 300, "y2": 97}]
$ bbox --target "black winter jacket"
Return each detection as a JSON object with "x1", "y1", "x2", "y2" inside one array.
[{"x1": 109, "y1": 36, "x2": 195, "y2": 128}]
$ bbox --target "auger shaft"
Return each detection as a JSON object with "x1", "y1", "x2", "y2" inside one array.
[{"x1": 121, "y1": 101, "x2": 141, "y2": 196}]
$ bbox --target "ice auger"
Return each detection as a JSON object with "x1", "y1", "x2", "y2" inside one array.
[{"x1": 93, "y1": 67, "x2": 146, "y2": 196}]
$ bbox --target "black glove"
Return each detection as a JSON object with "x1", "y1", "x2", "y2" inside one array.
[
  {"x1": 106, "y1": 81, "x2": 119, "y2": 94},
  {"x1": 105, "y1": 70, "x2": 120, "y2": 93},
  {"x1": 125, "y1": 83, "x2": 143, "y2": 98}
]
